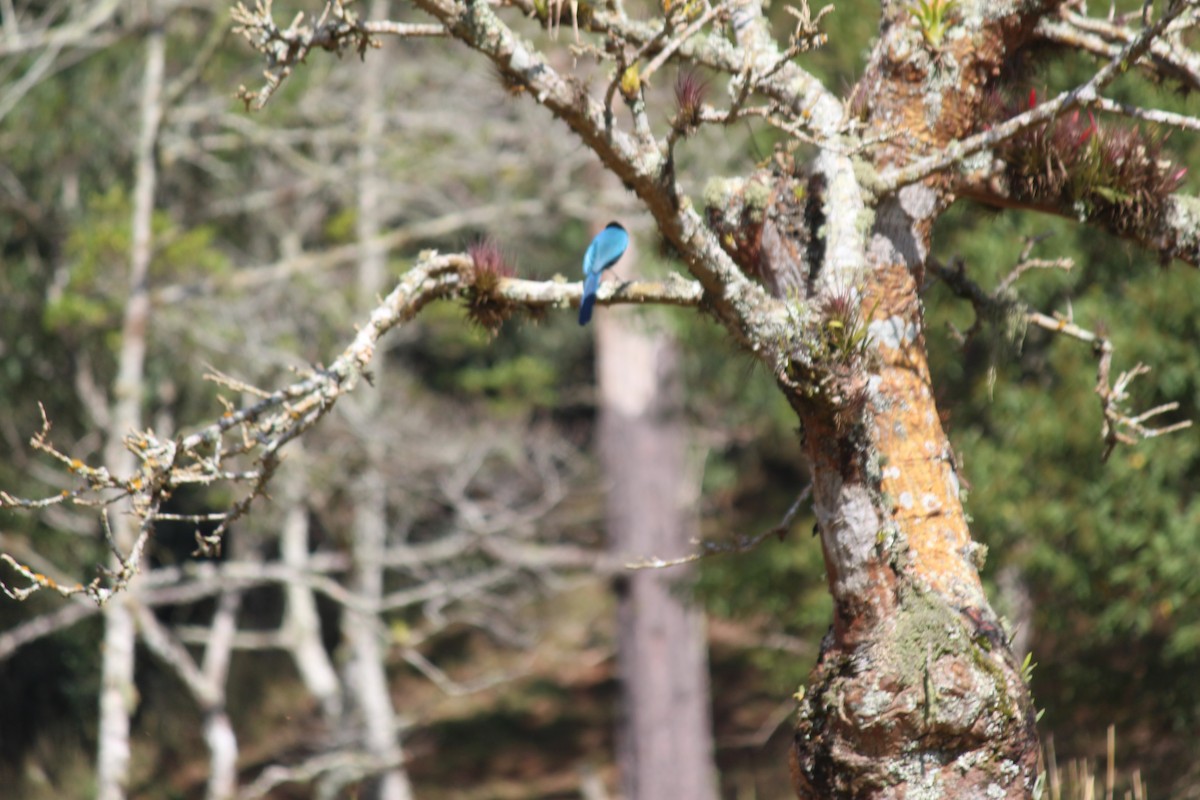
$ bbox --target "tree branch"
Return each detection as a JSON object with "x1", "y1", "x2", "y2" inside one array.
[
  {"x1": 879, "y1": 0, "x2": 1193, "y2": 194},
  {"x1": 0, "y1": 253, "x2": 703, "y2": 601},
  {"x1": 929, "y1": 256, "x2": 1192, "y2": 460},
  {"x1": 957, "y1": 185, "x2": 1200, "y2": 268},
  {"x1": 233, "y1": 0, "x2": 800, "y2": 354},
  {"x1": 1036, "y1": 8, "x2": 1200, "y2": 93}
]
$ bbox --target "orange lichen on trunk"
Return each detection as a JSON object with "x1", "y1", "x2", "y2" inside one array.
[{"x1": 865, "y1": 262, "x2": 984, "y2": 609}]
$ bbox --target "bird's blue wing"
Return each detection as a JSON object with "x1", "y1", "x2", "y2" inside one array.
[{"x1": 593, "y1": 225, "x2": 629, "y2": 273}]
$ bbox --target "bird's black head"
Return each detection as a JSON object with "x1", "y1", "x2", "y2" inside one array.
[{"x1": 605, "y1": 221, "x2": 626, "y2": 233}]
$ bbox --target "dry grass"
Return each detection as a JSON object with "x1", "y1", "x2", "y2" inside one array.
[{"x1": 1041, "y1": 725, "x2": 1148, "y2": 800}]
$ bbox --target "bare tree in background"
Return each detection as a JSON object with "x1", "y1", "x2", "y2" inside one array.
[
  {"x1": 4, "y1": 0, "x2": 1200, "y2": 797},
  {"x1": 595, "y1": 235, "x2": 719, "y2": 800},
  {"x1": 333, "y1": 3, "x2": 416, "y2": 796},
  {"x1": 1, "y1": 1, "x2": 612, "y2": 797},
  {"x1": 95, "y1": 10, "x2": 165, "y2": 799},
  {"x1": 600, "y1": 315, "x2": 719, "y2": 800}
]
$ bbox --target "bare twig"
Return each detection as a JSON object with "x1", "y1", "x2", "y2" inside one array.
[
  {"x1": 626, "y1": 484, "x2": 811, "y2": 569},
  {"x1": 1037, "y1": 8, "x2": 1200, "y2": 93},
  {"x1": 1094, "y1": 357, "x2": 1191, "y2": 461},
  {"x1": 638, "y1": 0, "x2": 730, "y2": 87},
  {"x1": 231, "y1": 0, "x2": 445, "y2": 109},
  {"x1": 930, "y1": 256, "x2": 1192, "y2": 460},
  {"x1": 996, "y1": 235, "x2": 1074, "y2": 293}
]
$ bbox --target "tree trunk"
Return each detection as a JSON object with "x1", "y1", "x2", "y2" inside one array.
[
  {"x1": 279, "y1": 450, "x2": 345, "y2": 720},
  {"x1": 787, "y1": 237, "x2": 1039, "y2": 797},
  {"x1": 597, "y1": 253, "x2": 719, "y2": 800},
  {"x1": 96, "y1": 16, "x2": 165, "y2": 800},
  {"x1": 337, "y1": 6, "x2": 415, "y2": 794},
  {"x1": 721, "y1": 6, "x2": 1054, "y2": 795}
]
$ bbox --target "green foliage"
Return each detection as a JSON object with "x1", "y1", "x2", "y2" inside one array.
[
  {"x1": 456, "y1": 355, "x2": 559, "y2": 410},
  {"x1": 694, "y1": 523, "x2": 830, "y2": 682},
  {"x1": 47, "y1": 186, "x2": 229, "y2": 333},
  {"x1": 1021, "y1": 651, "x2": 1037, "y2": 685}
]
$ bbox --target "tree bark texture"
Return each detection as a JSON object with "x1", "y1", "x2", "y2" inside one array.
[
  {"x1": 758, "y1": 4, "x2": 1054, "y2": 797},
  {"x1": 598, "y1": 270, "x2": 719, "y2": 800}
]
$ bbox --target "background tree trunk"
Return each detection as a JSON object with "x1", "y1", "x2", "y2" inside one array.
[
  {"x1": 95, "y1": 16, "x2": 165, "y2": 800},
  {"x1": 597, "y1": 244, "x2": 719, "y2": 800},
  {"x1": 336, "y1": 3, "x2": 415, "y2": 795},
  {"x1": 279, "y1": 451, "x2": 345, "y2": 720}
]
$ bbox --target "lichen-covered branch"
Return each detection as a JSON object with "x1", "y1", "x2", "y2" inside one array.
[
  {"x1": 0, "y1": 253, "x2": 703, "y2": 602},
  {"x1": 231, "y1": 0, "x2": 445, "y2": 109},
  {"x1": 1036, "y1": 6, "x2": 1200, "y2": 93}
]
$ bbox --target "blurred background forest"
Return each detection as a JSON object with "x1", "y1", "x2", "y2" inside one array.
[{"x1": 1, "y1": 0, "x2": 1199, "y2": 797}]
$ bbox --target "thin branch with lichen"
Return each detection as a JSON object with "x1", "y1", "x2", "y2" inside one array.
[
  {"x1": 231, "y1": 0, "x2": 444, "y2": 109},
  {"x1": 0, "y1": 253, "x2": 702, "y2": 602}
]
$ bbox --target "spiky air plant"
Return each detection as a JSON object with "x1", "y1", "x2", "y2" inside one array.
[
  {"x1": 672, "y1": 70, "x2": 708, "y2": 134},
  {"x1": 781, "y1": 284, "x2": 877, "y2": 434},
  {"x1": 995, "y1": 90, "x2": 1187, "y2": 236},
  {"x1": 815, "y1": 284, "x2": 875, "y2": 365},
  {"x1": 466, "y1": 237, "x2": 517, "y2": 333}
]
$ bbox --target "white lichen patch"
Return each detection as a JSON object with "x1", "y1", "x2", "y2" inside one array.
[
  {"x1": 892, "y1": 754, "x2": 946, "y2": 800},
  {"x1": 858, "y1": 685, "x2": 899, "y2": 718},
  {"x1": 899, "y1": 183, "x2": 938, "y2": 226},
  {"x1": 999, "y1": 759, "x2": 1022, "y2": 781},
  {"x1": 869, "y1": 315, "x2": 920, "y2": 349}
]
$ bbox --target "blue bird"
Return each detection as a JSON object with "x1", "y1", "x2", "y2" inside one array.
[{"x1": 578, "y1": 222, "x2": 629, "y2": 326}]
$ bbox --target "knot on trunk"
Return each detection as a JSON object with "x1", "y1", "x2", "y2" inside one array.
[{"x1": 789, "y1": 588, "x2": 1039, "y2": 799}]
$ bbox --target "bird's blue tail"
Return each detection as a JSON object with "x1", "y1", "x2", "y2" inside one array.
[{"x1": 578, "y1": 271, "x2": 600, "y2": 326}]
